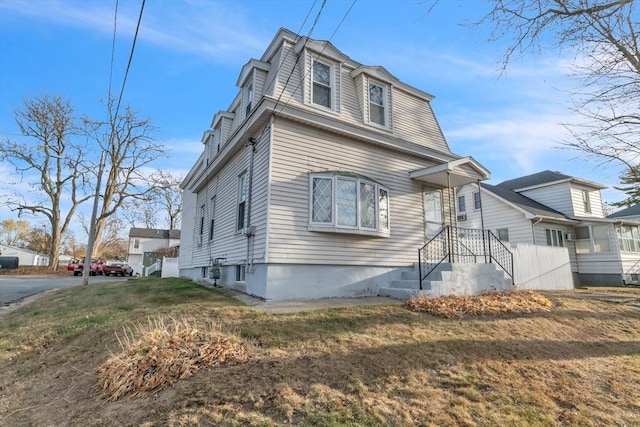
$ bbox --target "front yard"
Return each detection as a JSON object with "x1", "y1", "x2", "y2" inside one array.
[{"x1": 0, "y1": 278, "x2": 639, "y2": 426}]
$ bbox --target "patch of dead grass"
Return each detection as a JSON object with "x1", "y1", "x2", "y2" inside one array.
[
  {"x1": 403, "y1": 290, "x2": 553, "y2": 318},
  {"x1": 97, "y1": 317, "x2": 250, "y2": 401}
]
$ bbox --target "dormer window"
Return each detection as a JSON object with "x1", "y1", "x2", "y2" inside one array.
[
  {"x1": 245, "y1": 83, "x2": 253, "y2": 117},
  {"x1": 312, "y1": 60, "x2": 331, "y2": 108},
  {"x1": 369, "y1": 83, "x2": 385, "y2": 126}
]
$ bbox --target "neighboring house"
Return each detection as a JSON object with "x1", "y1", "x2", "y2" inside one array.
[
  {"x1": 0, "y1": 244, "x2": 50, "y2": 266},
  {"x1": 127, "y1": 228, "x2": 181, "y2": 275},
  {"x1": 180, "y1": 28, "x2": 500, "y2": 301},
  {"x1": 608, "y1": 204, "x2": 640, "y2": 223},
  {"x1": 456, "y1": 171, "x2": 640, "y2": 285}
]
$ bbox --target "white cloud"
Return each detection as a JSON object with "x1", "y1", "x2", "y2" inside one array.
[{"x1": 0, "y1": 0, "x2": 265, "y2": 63}]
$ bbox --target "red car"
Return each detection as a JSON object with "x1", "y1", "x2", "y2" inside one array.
[
  {"x1": 73, "y1": 259, "x2": 103, "y2": 276},
  {"x1": 67, "y1": 258, "x2": 80, "y2": 271}
]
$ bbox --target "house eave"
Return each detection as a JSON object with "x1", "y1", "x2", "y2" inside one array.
[{"x1": 409, "y1": 157, "x2": 490, "y2": 187}]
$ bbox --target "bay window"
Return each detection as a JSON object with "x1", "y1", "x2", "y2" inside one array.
[{"x1": 310, "y1": 173, "x2": 390, "y2": 235}]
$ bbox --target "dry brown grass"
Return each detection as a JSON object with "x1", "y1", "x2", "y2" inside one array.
[
  {"x1": 97, "y1": 317, "x2": 250, "y2": 401},
  {"x1": 403, "y1": 290, "x2": 553, "y2": 318},
  {"x1": 1, "y1": 279, "x2": 639, "y2": 426}
]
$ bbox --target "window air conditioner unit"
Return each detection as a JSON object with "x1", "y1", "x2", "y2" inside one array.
[
  {"x1": 565, "y1": 232, "x2": 574, "y2": 241},
  {"x1": 456, "y1": 213, "x2": 467, "y2": 221}
]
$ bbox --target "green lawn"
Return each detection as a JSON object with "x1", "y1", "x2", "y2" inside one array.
[{"x1": 1, "y1": 278, "x2": 639, "y2": 426}]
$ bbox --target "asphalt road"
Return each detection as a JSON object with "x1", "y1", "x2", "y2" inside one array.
[{"x1": 0, "y1": 275, "x2": 119, "y2": 306}]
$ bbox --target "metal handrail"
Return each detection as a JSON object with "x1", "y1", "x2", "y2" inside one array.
[
  {"x1": 418, "y1": 226, "x2": 514, "y2": 289},
  {"x1": 418, "y1": 226, "x2": 450, "y2": 290}
]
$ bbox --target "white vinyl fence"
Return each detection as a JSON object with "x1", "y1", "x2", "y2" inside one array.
[{"x1": 511, "y1": 243, "x2": 574, "y2": 290}]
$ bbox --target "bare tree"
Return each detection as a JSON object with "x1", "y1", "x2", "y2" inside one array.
[
  {"x1": 23, "y1": 226, "x2": 51, "y2": 254},
  {"x1": 476, "y1": 0, "x2": 639, "y2": 176},
  {"x1": 0, "y1": 96, "x2": 93, "y2": 270},
  {"x1": 83, "y1": 99, "x2": 165, "y2": 257},
  {"x1": 0, "y1": 219, "x2": 30, "y2": 246},
  {"x1": 148, "y1": 170, "x2": 183, "y2": 230}
]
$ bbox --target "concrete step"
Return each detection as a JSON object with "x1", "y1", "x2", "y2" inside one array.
[
  {"x1": 379, "y1": 287, "x2": 433, "y2": 300},
  {"x1": 389, "y1": 279, "x2": 420, "y2": 289}
]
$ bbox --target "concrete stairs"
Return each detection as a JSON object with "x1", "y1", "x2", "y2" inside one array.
[{"x1": 379, "y1": 262, "x2": 512, "y2": 300}]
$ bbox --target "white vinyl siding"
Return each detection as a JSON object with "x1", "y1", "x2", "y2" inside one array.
[
  {"x1": 268, "y1": 117, "x2": 439, "y2": 265},
  {"x1": 519, "y1": 182, "x2": 573, "y2": 216},
  {"x1": 187, "y1": 132, "x2": 271, "y2": 269},
  {"x1": 391, "y1": 88, "x2": 449, "y2": 153},
  {"x1": 571, "y1": 184, "x2": 604, "y2": 217}
]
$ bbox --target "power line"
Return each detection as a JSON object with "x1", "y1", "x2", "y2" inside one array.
[
  {"x1": 107, "y1": 0, "x2": 119, "y2": 104},
  {"x1": 273, "y1": 0, "x2": 328, "y2": 110},
  {"x1": 113, "y1": 0, "x2": 146, "y2": 121},
  {"x1": 276, "y1": 0, "x2": 358, "y2": 114},
  {"x1": 261, "y1": 0, "x2": 319, "y2": 99}
]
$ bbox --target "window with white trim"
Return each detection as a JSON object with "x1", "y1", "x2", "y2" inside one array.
[
  {"x1": 545, "y1": 228, "x2": 564, "y2": 247},
  {"x1": 582, "y1": 190, "x2": 592, "y2": 214},
  {"x1": 458, "y1": 195, "x2": 466, "y2": 213},
  {"x1": 237, "y1": 173, "x2": 248, "y2": 231},
  {"x1": 368, "y1": 82, "x2": 385, "y2": 126},
  {"x1": 235, "y1": 265, "x2": 246, "y2": 282},
  {"x1": 617, "y1": 225, "x2": 640, "y2": 252},
  {"x1": 312, "y1": 60, "x2": 332, "y2": 108},
  {"x1": 473, "y1": 191, "x2": 481, "y2": 210},
  {"x1": 497, "y1": 228, "x2": 509, "y2": 242},
  {"x1": 134, "y1": 239, "x2": 140, "y2": 249},
  {"x1": 310, "y1": 173, "x2": 389, "y2": 235},
  {"x1": 245, "y1": 83, "x2": 253, "y2": 118},
  {"x1": 199, "y1": 204, "x2": 205, "y2": 239},
  {"x1": 208, "y1": 197, "x2": 216, "y2": 241},
  {"x1": 576, "y1": 225, "x2": 612, "y2": 253}
]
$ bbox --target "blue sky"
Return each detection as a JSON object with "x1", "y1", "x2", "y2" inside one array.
[{"x1": 0, "y1": 0, "x2": 629, "y2": 229}]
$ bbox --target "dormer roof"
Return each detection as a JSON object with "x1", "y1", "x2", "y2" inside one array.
[{"x1": 236, "y1": 59, "x2": 271, "y2": 87}]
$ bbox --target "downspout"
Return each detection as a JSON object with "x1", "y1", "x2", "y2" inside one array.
[
  {"x1": 246, "y1": 137, "x2": 257, "y2": 273},
  {"x1": 531, "y1": 217, "x2": 543, "y2": 245}
]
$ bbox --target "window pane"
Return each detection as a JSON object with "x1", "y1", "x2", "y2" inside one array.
[
  {"x1": 313, "y1": 85, "x2": 331, "y2": 108},
  {"x1": 473, "y1": 192, "x2": 481, "y2": 209},
  {"x1": 497, "y1": 228, "x2": 509, "y2": 241},
  {"x1": 458, "y1": 195, "x2": 466, "y2": 212},
  {"x1": 312, "y1": 61, "x2": 331, "y2": 108},
  {"x1": 313, "y1": 61, "x2": 330, "y2": 85},
  {"x1": 369, "y1": 104, "x2": 385, "y2": 125},
  {"x1": 575, "y1": 226, "x2": 590, "y2": 239},
  {"x1": 360, "y1": 183, "x2": 376, "y2": 228},
  {"x1": 312, "y1": 178, "x2": 332, "y2": 223},
  {"x1": 592, "y1": 225, "x2": 610, "y2": 252},
  {"x1": 379, "y1": 189, "x2": 389, "y2": 230},
  {"x1": 424, "y1": 190, "x2": 442, "y2": 223},
  {"x1": 336, "y1": 179, "x2": 357, "y2": 226},
  {"x1": 369, "y1": 83, "x2": 385, "y2": 125}
]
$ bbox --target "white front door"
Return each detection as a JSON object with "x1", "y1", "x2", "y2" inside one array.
[{"x1": 424, "y1": 189, "x2": 444, "y2": 240}]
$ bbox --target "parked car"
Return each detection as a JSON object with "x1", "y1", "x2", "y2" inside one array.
[
  {"x1": 72, "y1": 259, "x2": 103, "y2": 276},
  {"x1": 103, "y1": 263, "x2": 134, "y2": 277},
  {"x1": 67, "y1": 258, "x2": 80, "y2": 271}
]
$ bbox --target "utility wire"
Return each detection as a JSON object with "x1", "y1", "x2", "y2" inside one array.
[
  {"x1": 273, "y1": 0, "x2": 328, "y2": 110},
  {"x1": 276, "y1": 0, "x2": 358, "y2": 114},
  {"x1": 261, "y1": 0, "x2": 318, "y2": 100},
  {"x1": 107, "y1": 0, "x2": 119, "y2": 106},
  {"x1": 114, "y1": 0, "x2": 146, "y2": 121}
]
